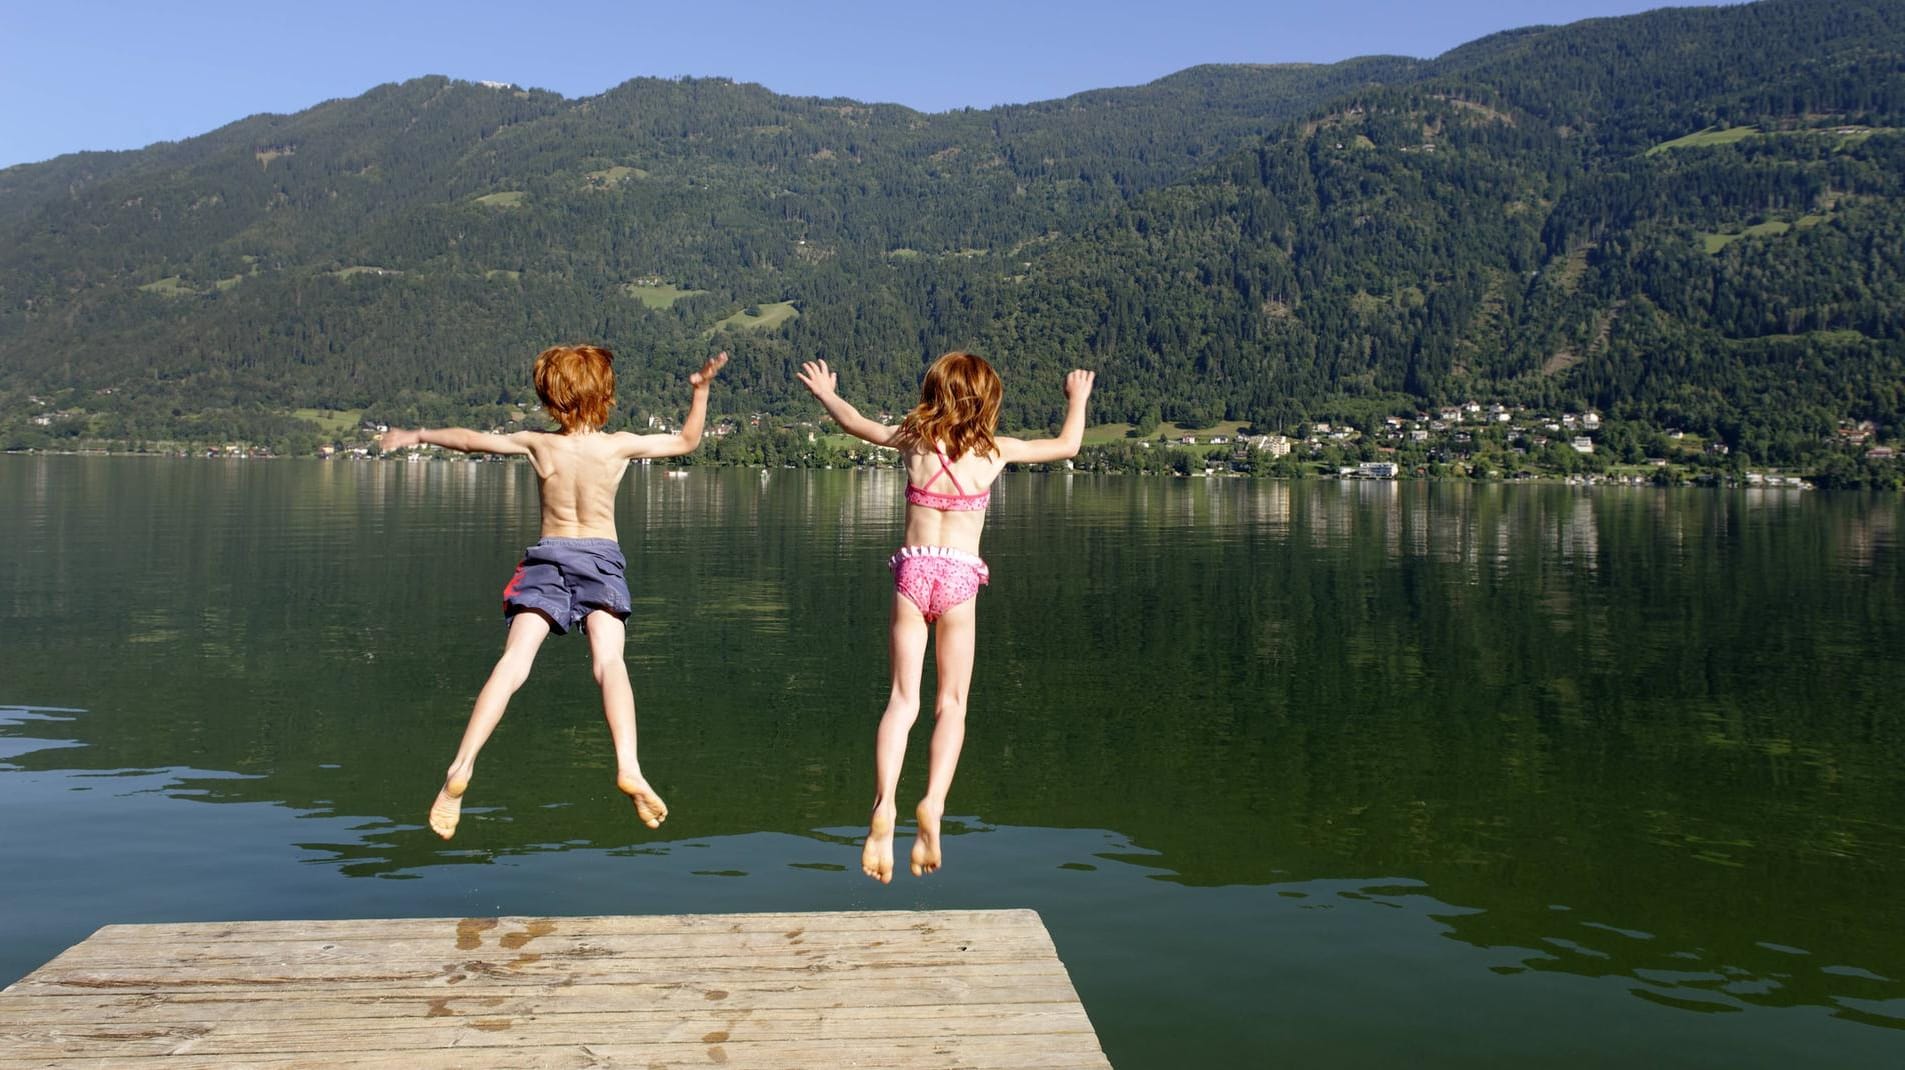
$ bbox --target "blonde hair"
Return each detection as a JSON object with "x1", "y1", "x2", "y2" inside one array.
[
  {"x1": 533, "y1": 344, "x2": 615, "y2": 432},
  {"x1": 897, "y1": 351, "x2": 1001, "y2": 460}
]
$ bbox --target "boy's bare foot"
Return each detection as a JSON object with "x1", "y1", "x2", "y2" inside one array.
[
  {"x1": 616, "y1": 772, "x2": 668, "y2": 829},
  {"x1": 429, "y1": 770, "x2": 470, "y2": 841},
  {"x1": 910, "y1": 799, "x2": 945, "y2": 877},
  {"x1": 863, "y1": 805, "x2": 897, "y2": 884}
]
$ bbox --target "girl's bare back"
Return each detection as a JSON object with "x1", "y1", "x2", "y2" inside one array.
[{"x1": 900, "y1": 447, "x2": 1004, "y2": 553}]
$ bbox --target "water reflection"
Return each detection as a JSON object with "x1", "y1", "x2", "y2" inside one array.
[{"x1": 3, "y1": 459, "x2": 1904, "y2": 1066}]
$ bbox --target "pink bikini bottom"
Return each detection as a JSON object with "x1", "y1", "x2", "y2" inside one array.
[{"x1": 888, "y1": 546, "x2": 989, "y2": 622}]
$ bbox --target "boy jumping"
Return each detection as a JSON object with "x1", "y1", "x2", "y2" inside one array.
[{"x1": 380, "y1": 345, "x2": 727, "y2": 840}]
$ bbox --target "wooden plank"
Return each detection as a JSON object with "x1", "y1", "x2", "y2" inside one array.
[
  {"x1": 12, "y1": 961, "x2": 1072, "y2": 998},
  {"x1": 0, "y1": 1034, "x2": 1112, "y2": 1069},
  {"x1": 40, "y1": 926, "x2": 1052, "y2": 968},
  {"x1": 75, "y1": 910, "x2": 1038, "y2": 945},
  {"x1": 0, "y1": 978, "x2": 1091, "y2": 1023},
  {"x1": 0, "y1": 910, "x2": 1110, "y2": 1068},
  {"x1": 2, "y1": 1006, "x2": 1099, "y2": 1058}
]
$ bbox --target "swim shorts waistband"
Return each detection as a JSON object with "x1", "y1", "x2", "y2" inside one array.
[
  {"x1": 889, "y1": 545, "x2": 987, "y2": 568},
  {"x1": 530, "y1": 536, "x2": 622, "y2": 550}
]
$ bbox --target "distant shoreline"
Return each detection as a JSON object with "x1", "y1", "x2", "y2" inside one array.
[{"x1": 1, "y1": 448, "x2": 1857, "y2": 491}]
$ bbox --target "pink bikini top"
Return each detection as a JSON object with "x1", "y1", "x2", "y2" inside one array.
[{"x1": 906, "y1": 449, "x2": 990, "y2": 511}]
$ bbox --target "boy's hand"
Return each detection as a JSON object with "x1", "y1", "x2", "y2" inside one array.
[
  {"x1": 797, "y1": 360, "x2": 838, "y2": 399},
  {"x1": 1064, "y1": 369, "x2": 1096, "y2": 400},
  {"x1": 690, "y1": 352, "x2": 728, "y2": 388},
  {"x1": 379, "y1": 428, "x2": 421, "y2": 450}
]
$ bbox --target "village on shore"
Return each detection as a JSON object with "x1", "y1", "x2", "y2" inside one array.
[{"x1": 14, "y1": 390, "x2": 1898, "y2": 490}]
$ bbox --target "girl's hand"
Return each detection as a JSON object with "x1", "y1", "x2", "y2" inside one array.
[
  {"x1": 379, "y1": 428, "x2": 420, "y2": 450},
  {"x1": 690, "y1": 352, "x2": 729, "y2": 388},
  {"x1": 1064, "y1": 369, "x2": 1096, "y2": 399},
  {"x1": 797, "y1": 360, "x2": 838, "y2": 399}
]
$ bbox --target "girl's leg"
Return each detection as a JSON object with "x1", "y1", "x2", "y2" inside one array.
[
  {"x1": 866, "y1": 591, "x2": 930, "y2": 884},
  {"x1": 429, "y1": 611, "x2": 553, "y2": 840},
  {"x1": 584, "y1": 610, "x2": 667, "y2": 829},
  {"x1": 911, "y1": 596, "x2": 977, "y2": 876}
]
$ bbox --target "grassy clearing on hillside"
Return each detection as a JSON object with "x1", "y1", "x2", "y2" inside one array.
[
  {"x1": 711, "y1": 301, "x2": 799, "y2": 333},
  {"x1": 584, "y1": 166, "x2": 646, "y2": 188},
  {"x1": 1550, "y1": 246, "x2": 1592, "y2": 293},
  {"x1": 474, "y1": 191, "x2": 527, "y2": 207},
  {"x1": 1081, "y1": 423, "x2": 1137, "y2": 444},
  {"x1": 292, "y1": 408, "x2": 364, "y2": 436},
  {"x1": 138, "y1": 276, "x2": 198, "y2": 297},
  {"x1": 1648, "y1": 125, "x2": 1759, "y2": 154},
  {"x1": 625, "y1": 282, "x2": 707, "y2": 309},
  {"x1": 1649, "y1": 125, "x2": 1899, "y2": 156},
  {"x1": 1700, "y1": 219, "x2": 1792, "y2": 254},
  {"x1": 330, "y1": 266, "x2": 402, "y2": 278},
  {"x1": 485, "y1": 269, "x2": 521, "y2": 282},
  {"x1": 1156, "y1": 420, "x2": 1253, "y2": 441},
  {"x1": 1077, "y1": 421, "x2": 1254, "y2": 444}
]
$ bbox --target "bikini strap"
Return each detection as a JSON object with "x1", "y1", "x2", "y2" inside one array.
[{"x1": 933, "y1": 448, "x2": 968, "y2": 495}]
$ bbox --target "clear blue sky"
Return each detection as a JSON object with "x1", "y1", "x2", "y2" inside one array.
[{"x1": 2, "y1": 0, "x2": 1714, "y2": 169}]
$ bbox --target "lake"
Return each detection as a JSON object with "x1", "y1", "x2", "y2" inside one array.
[{"x1": 2, "y1": 455, "x2": 1902, "y2": 1066}]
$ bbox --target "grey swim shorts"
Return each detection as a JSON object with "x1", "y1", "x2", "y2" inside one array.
[{"x1": 501, "y1": 537, "x2": 632, "y2": 635}]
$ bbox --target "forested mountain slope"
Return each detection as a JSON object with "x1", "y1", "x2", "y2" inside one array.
[
  {"x1": 2, "y1": 0, "x2": 1901, "y2": 464},
  {"x1": 958, "y1": 0, "x2": 1905, "y2": 460}
]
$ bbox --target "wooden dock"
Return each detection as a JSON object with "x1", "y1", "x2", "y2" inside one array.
[{"x1": 0, "y1": 908, "x2": 1110, "y2": 1068}]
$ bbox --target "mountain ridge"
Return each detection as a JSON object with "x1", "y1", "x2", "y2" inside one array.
[{"x1": 3, "y1": 0, "x2": 1903, "y2": 471}]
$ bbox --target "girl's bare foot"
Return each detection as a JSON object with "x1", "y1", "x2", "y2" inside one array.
[
  {"x1": 910, "y1": 799, "x2": 945, "y2": 877},
  {"x1": 863, "y1": 804, "x2": 897, "y2": 884},
  {"x1": 616, "y1": 771, "x2": 668, "y2": 829},
  {"x1": 428, "y1": 768, "x2": 471, "y2": 840}
]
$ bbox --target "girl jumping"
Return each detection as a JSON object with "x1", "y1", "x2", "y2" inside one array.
[{"x1": 797, "y1": 352, "x2": 1094, "y2": 882}]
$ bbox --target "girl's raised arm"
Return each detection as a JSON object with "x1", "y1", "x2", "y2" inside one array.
[
  {"x1": 997, "y1": 369, "x2": 1095, "y2": 464},
  {"x1": 798, "y1": 360, "x2": 899, "y2": 447}
]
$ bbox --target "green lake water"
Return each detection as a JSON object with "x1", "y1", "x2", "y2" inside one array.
[{"x1": 2, "y1": 455, "x2": 1903, "y2": 1066}]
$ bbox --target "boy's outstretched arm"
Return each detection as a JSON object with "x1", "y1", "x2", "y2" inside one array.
[
  {"x1": 615, "y1": 352, "x2": 728, "y2": 459},
  {"x1": 379, "y1": 426, "x2": 533, "y2": 456},
  {"x1": 797, "y1": 360, "x2": 898, "y2": 446},
  {"x1": 998, "y1": 370, "x2": 1096, "y2": 464}
]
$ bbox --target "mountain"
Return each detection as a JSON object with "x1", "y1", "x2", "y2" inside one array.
[
  {"x1": 965, "y1": 0, "x2": 1905, "y2": 460},
  {"x1": 1, "y1": 0, "x2": 1902, "y2": 467}
]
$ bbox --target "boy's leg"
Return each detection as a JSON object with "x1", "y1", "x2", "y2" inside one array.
[
  {"x1": 866, "y1": 591, "x2": 930, "y2": 884},
  {"x1": 912, "y1": 597, "x2": 977, "y2": 876},
  {"x1": 429, "y1": 611, "x2": 553, "y2": 840},
  {"x1": 584, "y1": 610, "x2": 667, "y2": 830}
]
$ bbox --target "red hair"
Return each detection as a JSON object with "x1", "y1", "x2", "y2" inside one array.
[
  {"x1": 897, "y1": 351, "x2": 1001, "y2": 460},
  {"x1": 533, "y1": 345, "x2": 615, "y2": 432}
]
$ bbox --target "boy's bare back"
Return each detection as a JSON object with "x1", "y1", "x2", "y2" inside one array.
[{"x1": 518, "y1": 431, "x2": 644, "y2": 540}]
